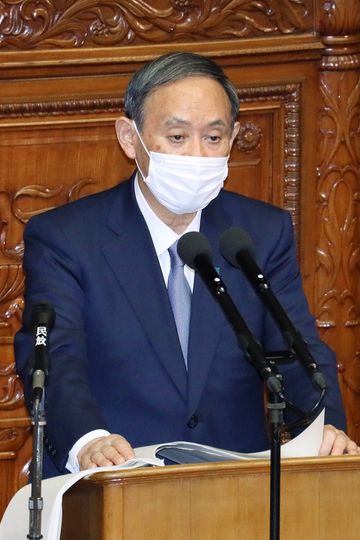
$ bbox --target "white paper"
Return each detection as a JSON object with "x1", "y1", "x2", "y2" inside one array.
[
  {"x1": 0, "y1": 458, "x2": 162, "y2": 540},
  {"x1": 243, "y1": 407, "x2": 325, "y2": 459}
]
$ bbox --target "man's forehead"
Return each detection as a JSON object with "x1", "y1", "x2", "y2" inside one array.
[
  {"x1": 141, "y1": 77, "x2": 232, "y2": 126},
  {"x1": 143, "y1": 75, "x2": 228, "y2": 104}
]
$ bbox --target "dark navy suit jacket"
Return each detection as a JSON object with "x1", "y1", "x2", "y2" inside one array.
[{"x1": 15, "y1": 176, "x2": 346, "y2": 477}]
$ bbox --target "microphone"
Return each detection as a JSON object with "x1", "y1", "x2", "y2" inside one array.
[
  {"x1": 30, "y1": 303, "x2": 56, "y2": 401},
  {"x1": 219, "y1": 227, "x2": 327, "y2": 390},
  {"x1": 177, "y1": 231, "x2": 281, "y2": 394}
]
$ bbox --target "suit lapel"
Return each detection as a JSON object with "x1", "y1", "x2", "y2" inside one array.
[
  {"x1": 187, "y1": 198, "x2": 235, "y2": 413},
  {"x1": 101, "y1": 180, "x2": 188, "y2": 400}
]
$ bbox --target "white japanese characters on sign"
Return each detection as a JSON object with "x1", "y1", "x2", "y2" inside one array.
[{"x1": 35, "y1": 326, "x2": 47, "y2": 346}]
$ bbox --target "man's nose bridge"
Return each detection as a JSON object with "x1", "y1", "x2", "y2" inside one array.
[{"x1": 190, "y1": 135, "x2": 206, "y2": 157}]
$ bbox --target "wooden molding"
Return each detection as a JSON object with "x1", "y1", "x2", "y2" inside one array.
[
  {"x1": 0, "y1": 98, "x2": 123, "y2": 119},
  {"x1": 238, "y1": 84, "x2": 301, "y2": 227},
  {"x1": 0, "y1": 0, "x2": 314, "y2": 50}
]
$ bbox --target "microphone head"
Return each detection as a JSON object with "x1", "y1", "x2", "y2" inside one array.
[
  {"x1": 31, "y1": 302, "x2": 56, "y2": 330},
  {"x1": 219, "y1": 227, "x2": 254, "y2": 268},
  {"x1": 177, "y1": 232, "x2": 212, "y2": 270}
]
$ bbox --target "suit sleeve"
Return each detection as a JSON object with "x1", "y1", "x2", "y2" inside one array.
[{"x1": 15, "y1": 214, "x2": 109, "y2": 472}]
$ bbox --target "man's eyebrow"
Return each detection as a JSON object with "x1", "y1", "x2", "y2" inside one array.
[
  {"x1": 164, "y1": 118, "x2": 228, "y2": 128},
  {"x1": 208, "y1": 120, "x2": 227, "y2": 128},
  {"x1": 164, "y1": 117, "x2": 191, "y2": 127}
]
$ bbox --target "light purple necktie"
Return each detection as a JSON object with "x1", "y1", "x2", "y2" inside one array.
[{"x1": 168, "y1": 241, "x2": 192, "y2": 366}]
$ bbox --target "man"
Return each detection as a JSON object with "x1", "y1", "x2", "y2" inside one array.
[{"x1": 15, "y1": 52, "x2": 359, "y2": 477}]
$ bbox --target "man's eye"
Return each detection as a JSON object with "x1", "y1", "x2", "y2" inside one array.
[{"x1": 169, "y1": 135, "x2": 184, "y2": 142}]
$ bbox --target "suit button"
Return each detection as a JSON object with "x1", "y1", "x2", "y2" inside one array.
[{"x1": 187, "y1": 415, "x2": 198, "y2": 429}]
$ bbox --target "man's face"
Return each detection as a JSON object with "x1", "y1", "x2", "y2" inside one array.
[{"x1": 134, "y1": 76, "x2": 239, "y2": 176}]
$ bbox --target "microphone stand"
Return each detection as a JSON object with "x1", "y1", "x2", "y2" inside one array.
[
  {"x1": 264, "y1": 352, "x2": 326, "y2": 540},
  {"x1": 28, "y1": 377, "x2": 46, "y2": 540},
  {"x1": 265, "y1": 352, "x2": 288, "y2": 540},
  {"x1": 268, "y1": 383, "x2": 285, "y2": 540},
  {"x1": 27, "y1": 302, "x2": 55, "y2": 539}
]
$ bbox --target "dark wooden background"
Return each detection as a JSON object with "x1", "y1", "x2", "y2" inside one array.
[{"x1": 0, "y1": 0, "x2": 359, "y2": 517}]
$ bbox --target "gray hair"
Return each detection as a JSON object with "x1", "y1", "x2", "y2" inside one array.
[{"x1": 124, "y1": 52, "x2": 239, "y2": 130}]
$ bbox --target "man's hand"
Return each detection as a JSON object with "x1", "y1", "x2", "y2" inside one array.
[
  {"x1": 78, "y1": 434, "x2": 135, "y2": 470},
  {"x1": 319, "y1": 425, "x2": 360, "y2": 456}
]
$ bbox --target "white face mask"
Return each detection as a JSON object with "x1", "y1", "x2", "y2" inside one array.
[{"x1": 133, "y1": 123, "x2": 229, "y2": 214}]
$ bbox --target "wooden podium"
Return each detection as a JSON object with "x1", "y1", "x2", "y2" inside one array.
[{"x1": 60, "y1": 456, "x2": 360, "y2": 540}]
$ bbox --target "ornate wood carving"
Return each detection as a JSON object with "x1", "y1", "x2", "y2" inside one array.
[
  {"x1": 0, "y1": 0, "x2": 313, "y2": 49},
  {"x1": 0, "y1": 98, "x2": 123, "y2": 119},
  {"x1": 0, "y1": 363, "x2": 24, "y2": 410},
  {"x1": 0, "y1": 426, "x2": 31, "y2": 452},
  {"x1": 319, "y1": 0, "x2": 360, "y2": 36},
  {"x1": 0, "y1": 186, "x2": 26, "y2": 335},
  {"x1": 317, "y1": 0, "x2": 360, "y2": 441},
  {"x1": 236, "y1": 122, "x2": 263, "y2": 153}
]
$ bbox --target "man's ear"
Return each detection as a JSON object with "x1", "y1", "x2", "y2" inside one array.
[
  {"x1": 230, "y1": 121, "x2": 240, "y2": 147},
  {"x1": 115, "y1": 117, "x2": 137, "y2": 159}
]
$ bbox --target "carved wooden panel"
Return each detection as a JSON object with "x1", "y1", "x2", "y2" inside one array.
[
  {"x1": 0, "y1": 0, "x2": 314, "y2": 49},
  {"x1": 0, "y1": 0, "x2": 359, "y2": 524},
  {"x1": 316, "y1": 0, "x2": 360, "y2": 442}
]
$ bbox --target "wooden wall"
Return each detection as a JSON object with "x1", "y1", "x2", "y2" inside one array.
[{"x1": 0, "y1": 0, "x2": 359, "y2": 518}]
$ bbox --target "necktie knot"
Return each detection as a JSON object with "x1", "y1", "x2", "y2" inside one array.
[{"x1": 168, "y1": 241, "x2": 184, "y2": 268}]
